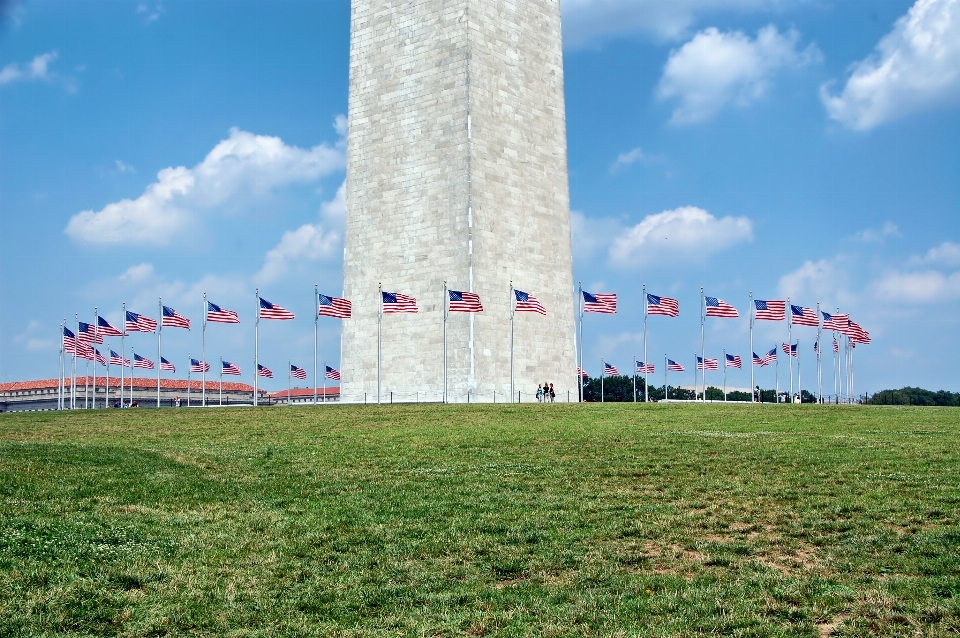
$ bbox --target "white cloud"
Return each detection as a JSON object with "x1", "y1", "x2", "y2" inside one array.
[
  {"x1": 119, "y1": 263, "x2": 155, "y2": 283},
  {"x1": 114, "y1": 160, "x2": 135, "y2": 174},
  {"x1": 778, "y1": 257, "x2": 856, "y2": 308},
  {"x1": 910, "y1": 241, "x2": 960, "y2": 267},
  {"x1": 854, "y1": 221, "x2": 900, "y2": 242},
  {"x1": 0, "y1": 51, "x2": 58, "y2": 86},
  {"x1": 255, "y1": 182, "x2": 346, "y2": 284},
  {"x1": 657, "y1": 25, "x2": 820, "y2": 124},
  {"x1": 822, "y1": 0, "x2": 960, "y2": 130},
  {"x1": 137, "y1": 3, "x2": 165, "y2": 23},
  {"x1": 610, "y1": 148, "x2": 645, "y2": 173},
  {"x1": 570, "y1": 209, "x2": 621, "y2": 261},
  {"x1": 560, "y1": 0, "x2": 777, "y2": 47},
  {"x1": 872, "y1": 269, "x2": 960, "y2": 302},
  {"x1": 609, "y1": 206, "x2": 752, "y2": 267},
  {"x1": 65, "y1": 123, "x2": 346, "y2": 245}
]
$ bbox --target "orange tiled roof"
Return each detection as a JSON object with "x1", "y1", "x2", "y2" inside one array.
[{"x1": 267, "y1": 387, "x2": 340, "y2": 399}]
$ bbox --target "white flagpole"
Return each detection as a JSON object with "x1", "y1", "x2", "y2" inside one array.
[
  {"x1": 314, "y1": 284, "x2": 318, "y2": 406},
  {"x1": 157, "y1": 297, "x2": 162, "y2": 408},
  {"x1": 254, "y1": 288, "x2": 259, "y2": 407},
  {"x1": 219, "y1": 357, "x2": 223, "y2": 407},
  {"x1": 323, "y1": 360, "x2": 327, "y2": 403},
  {"x1": 700, "y1": 288, "x2": 705, "y2": 402},
  {"x1": 788, "y1": 296, "x2": 795, "y2": 398},
  {"x1": 664, "y1": 355, "x2": 668, "y2": 401},
  {"x1": 104, "y1": 341, "x2": 110, "y2": 409},
  {"x1": 600, "y1": 359, "x2": 604, "y2": 403},
  {"x1": 73, "y1": 313, "x2": 79, "y2": 410},
  {"x1": 509, "y1": 281, "x2": 515, "y2": 401},
  {"x1": 816, "y1": 302, "x2": 823, "y2": 404},
  {"x1": 693, "y1": 355, "x2": 698, "y2": 399},
  {"x1": 202, "y1": 293, "x2": 207, "y2": 407},
  {"x1": 775, "y1": 346, "x2": 780, "y2": 403},
  {"x1": 642, "y1": 284, "x2": 648, "y2": 403},
  {"x1": 578, "y1": 281, "x2": 583, "y2": 402},
  {"x1": 92, "y1": 306, "x2": 98, "y2": 408},
  {"x1": 443, "y1": 280, "x2": 448, "y2": 404},
  {"x1": 187, "y1": 353, "x2": 191, "y2": 407},
  {"x1": 58, "y1": 320, "x2": 64, "y2": 410},
  {"x1": 633, "y1": 354, "x2": 637, "y2": 403},
  {"x1": 120, "y1": 303, "x2": 125, "y2": 408},
  {"x1": 128, "y1": 341, "x2": 133, "y2": 404},
  {"x1": 288, "y1": 359, "x2": 291, "y2": 406},
  {"x1": 836, "y1": 307, "x2": 844, "y2": 402},
  {"x1": 723, "y1": 349, "x2": 727, "y2": 402},
  {"x1": 84, "y1": 359, "x2": 89, "y2": 409},
  {"x1": 378, "y1": 282, "x2": 382, "y2": 404},
  {"x1": 798, "y1": 343, "x2": 802, "y2": 403},
  {"x1": 749, "y1": 292, "x2": 754, "y2": 402}
]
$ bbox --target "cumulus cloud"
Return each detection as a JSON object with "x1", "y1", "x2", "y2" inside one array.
[
  {"x1": 872, "y1": 269, "x2": 960, "y2": 302},
  {"x1": 570, "y1": 209, "x2": 621, "y2": 261},
  {"x1": 909, "y1": 241, "x2": 960, "y2": 267},
  {"x1": 560, "y1": 0, "x2": 776, "y2": 48},
  {"x1": 778, "y1": 258, "x2": 853, "y2": 307},
  {"x1": 657, "y1": 25, "x2": 820, "y2": 124},
  {"x1": 65, "y1": 123, "x2": 346, "y2": 245},
  {"x1": 255, "y1": 181, "x2": 346, "y2": 284},
  {"x1": 609, "y1": 206, "x2": 752, "y2": 267},
  {"x1": 854, "y1": 221, "x2": 900, "y2": 242},
  {"x1": 0, "y1": 51, "x2": 58, "y2": 86},
  {"x1": 822, "y1": 0, "x2": 960, "y2": 130}
]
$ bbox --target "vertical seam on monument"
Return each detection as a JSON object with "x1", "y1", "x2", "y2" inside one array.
[{"x1": 466, "y1": 1, "x2": 476, "y2": 388}]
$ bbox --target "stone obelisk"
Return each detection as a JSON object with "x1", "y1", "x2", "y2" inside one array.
[{"x1": 341, "y1": 0, "x2": 577, "y2": 402}]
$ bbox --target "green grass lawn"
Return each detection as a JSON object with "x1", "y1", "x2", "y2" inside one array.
[{"x1": 1, "y1": 404, "x2": 959, "y2": 637}]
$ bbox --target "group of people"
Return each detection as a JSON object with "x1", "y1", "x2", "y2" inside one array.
[{"x1": 536, "y1": 383, "x2": 556, "y2": 402}]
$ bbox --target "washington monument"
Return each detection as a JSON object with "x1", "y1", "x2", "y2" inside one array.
[{"x1": 341, "y1": 0, "x2": 577, "y2": 402}]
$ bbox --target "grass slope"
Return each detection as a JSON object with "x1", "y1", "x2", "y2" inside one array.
[{"x1": 1, "y1": 404, "x2": 959, "y2": 637}]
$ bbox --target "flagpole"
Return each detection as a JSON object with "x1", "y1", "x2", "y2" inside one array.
[
  {"x1": 187, "y1": 353, "x2": 191, "y2": 408},
  {"x1": 157, "y1": 297, "x2": 162, "y2": 408},
  {"x1": 642, "y1": 283, "x2": 648, "y2": 403},
  {"x1": 202, "y1": 293, "x2": 207, "y2": 408},
  {"x1": 443, "y1": 280, "x2": 448, "y2": 404},
  {"x1": 632, "y1": 354, "x2": 636, "y2": 403},
  {"x1": 58, "y1": 320, "x2": 64, "y2": 410},
  {"x1": 314, "y1": 284, "x2": 318, "y2": 406},
  {"x1": 775, "y1": 346, "x2": 779, "y2": 403},
  {"x1": 836, "y1": 307, "x2": 843, "y2": 403},
  {"x1": 73, "y1": 313, "x2": 79, "y2": 410},
  {"x1": 92, "y1": 307, "x2": 98, "y2": 409},
  {"x1": 664, "y1": 355, "x2": 668, "y2": 401},
  {"x1": 749, "y1": 292, "x2": 754, "y2": 402},
  {"x1": 104, "y1": 342, "x2": 110, "y2": 409},
  {"x1": 723, "y1": 349, "x2": 727, "y2": 402},
  {"x1": 84, "y1": 359, "x2": 89, "y2": 409},
  {"x1": 509, "y1": 281, "x2": 515, "y2": 402},
  {"x1": 323, "y1": 360, "x2": 327, "y2": 404},
  {"x1": 700, "y1": 288, "x2": 705, "y2": 402},
  {"x1": 128, "y1": 341, "x2": 133, "y2": 404},
  {"x1": 798, "y1": 343, "x2": 802, "y2": 403},
  {"x1": 288, "y1": 359, "x2": 291, "y2": 406},
  {"x1": 600, "y1": 359, "x2": 604, "y2": 403},
  {"x1": 816, "y1": 302, "x2": 823, "y2": 404},
  {"x1": 578, "y1": 281, "x2": 583, "y2": 402},
  {"x1": 254, "y1": 288, "x2": 259, "y2": 407},
  {"x1": 787, "y1": 296, "x2": 793, "y2": 399},
  {"x1": 377, "y1": 282, "x2": 382, "y2": 405},
  {"x1": 219, "y1": 357, "x2": 223, "y2": 407}
]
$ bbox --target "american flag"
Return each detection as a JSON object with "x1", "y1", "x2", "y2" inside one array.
[
  {"x1": 257, "y1": 364, "x2": 273, "y2": 378},
  {"x1": 318, "y1": 294, "x2": 352, "y2": 319},
  {"x1": 382, "y1": 291, "x2": 418, "y2": 314},
  {"x1": 94, "y1": 349, "x2": 107, "y2": 366},
  {"x1": 110, "y1": 350, "x2": 131, "y2": 367},
  {"x1": 667, "y1": 359, "x2": 685, "y2": 372},
  {"x1": 726, "y1": 354, "x2": 742, "y2": 369},
  {"x1": 833, "y1": 339, "x2": 840, "y2": 353},
  {"x1": 583, "y1": 291, "x2": 617, "y2": 314},
  {"x1": 577, "y1": 366, "x2": 588, "y2": 378},
  {"x1": 849, "y1": 320, "x2": 870, "y2": 344},
  {"x1": 325, "y1": 365, "x2": 341, "y2": 381},
  {"x1": 814, "y1": 341, "x2": 820, "y2": 354},
  {"x1": 78, "y1": 322, "x2": 104, "y2": 344},
  {"x1": 449, "y1": 290, "x2": 483, "y2": 313},
  {"x1": 514, "y1": 289, "x2": 547, "y2": 315},
  {"x1": 705, "y1": 297, "x2": 739, "y2": 318},
  {"x1": 160, "y1": 357, "x2": 175, "y2": 372},
  {"x1": 97, "y1": 316, "x2": 124, "y2": 337},
  {"x1": 781, "y1": 343, "x2": 798, "y2": 357},
  {"x1": 162, "y1": 306, "x2": 191, "y2": 329},
  {"x1": 125, "y1": 311, "x2": 157, "y2": 333},
  {"x1": 207, "y1": 301, "x2": 240, "y2": 324},
  {"x1": 133, "y1": 353, "x2": 154, "y2": 369},
  {"x1": 753, "y1": 348, "x2": 777, "y2": 366},
  {"x1": 821, "y1": 311, "x2": 849, "y2": 332},
  {"x1": 259, "y1": 297, "x2": 295, "y2": 320},
  {"x1": 190, "y1": 358, "x2": 210, "y2": 373},
  {"x1": 290, "y1": 365, "x2": 307, "y2": 380},
  {"x1": 754, "y1": 300, "x2": 785, "y2": 321},
  {"x1": 63, "y1": 328, "x2": 94, "y2": 359},
  {"x1": 222, "y1": 361, "x2": 242, "y2": 376},
  {"x1": 603, "y1": 362, "x2": 620, "y2": 376},
  {"x1": 697, "y1": 357, "x2": 719, "y2": 371},
  {"x1": 647, "y1": 294, "x2": 679, "y2": 317},
  {"x1": 636, "y1": 361, "x2": 655, "y2": 374},
  {"x1": 790, "y1": 305, "x2": 819, "y2": 327}
]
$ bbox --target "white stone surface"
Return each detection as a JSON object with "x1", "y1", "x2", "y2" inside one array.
[{"x1": 341, "y1": 0, "x2": 577, "y2": 402}]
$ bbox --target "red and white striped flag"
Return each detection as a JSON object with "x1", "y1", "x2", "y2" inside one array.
[
  {"x1": 207, "y1": 301, "x2": 240, "y2": 324},
  {"x1": 583, "y1": 291, "x2": 617, "y2": 314},
  {"x1": 790, "y1": 305, "x2": 819, "y2": 327},
  {"x1": 449, "y1": 290, "x2": 483, "y2": 313},
  {"x1": 125, "y1": 311, "x2": 157, "y2": 333},
  {"x1": 110, "y1": 350, "x2": 131, "y2": 367},
  {"x1": 290, "y1": 365, "x2": 307, "y2": 380},
  {"x1": 514, "y1": 289, "x2": 547, "y2": 315},
  {"x1": 133, "y1": 353, "x2": 154, "y2": 369},
  {"x1": 822, "y1": 312, "x2": 849, "y2": 332},
  {"x1": 325, "y1": 365, "x2": 341, "y2": 381},
  {"x1": 259, "y1": 297, "x2": 295, "y2": 320},
  {"x1": 160, "y1": 357, "x2": 176, "y2": 372},
  {"x1": 705, "y1": 297, "x2": 739, "y2": 318},
  {"x1": 318, "y1": 294, "x2": 352, "y2": 319},
  {"x1": 754, "y1": 300, "x2": 785, "y2": 321},
  {"x1": 162, "y1": 306, "x2": 191, "y2": 329},
  {"x1": 257, "y1": 364, "x2": 273, "y2": 378},
  {"x1": 382, "y1": 291, "x2": 418, "y2": 314},
  {"x1": 647, "y1": 294, "x2": 679, "y2": 317},
  {"x1": 697, "y1": 357, "x2": 719, "y2": 371},
  {"x1": 222, "y1": 361, "x2": 242, "y2": 376}
]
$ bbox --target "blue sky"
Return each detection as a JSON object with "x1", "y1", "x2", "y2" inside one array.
[{"x1": 1, "y1": 0, "x2": 958, "y2": 394}]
